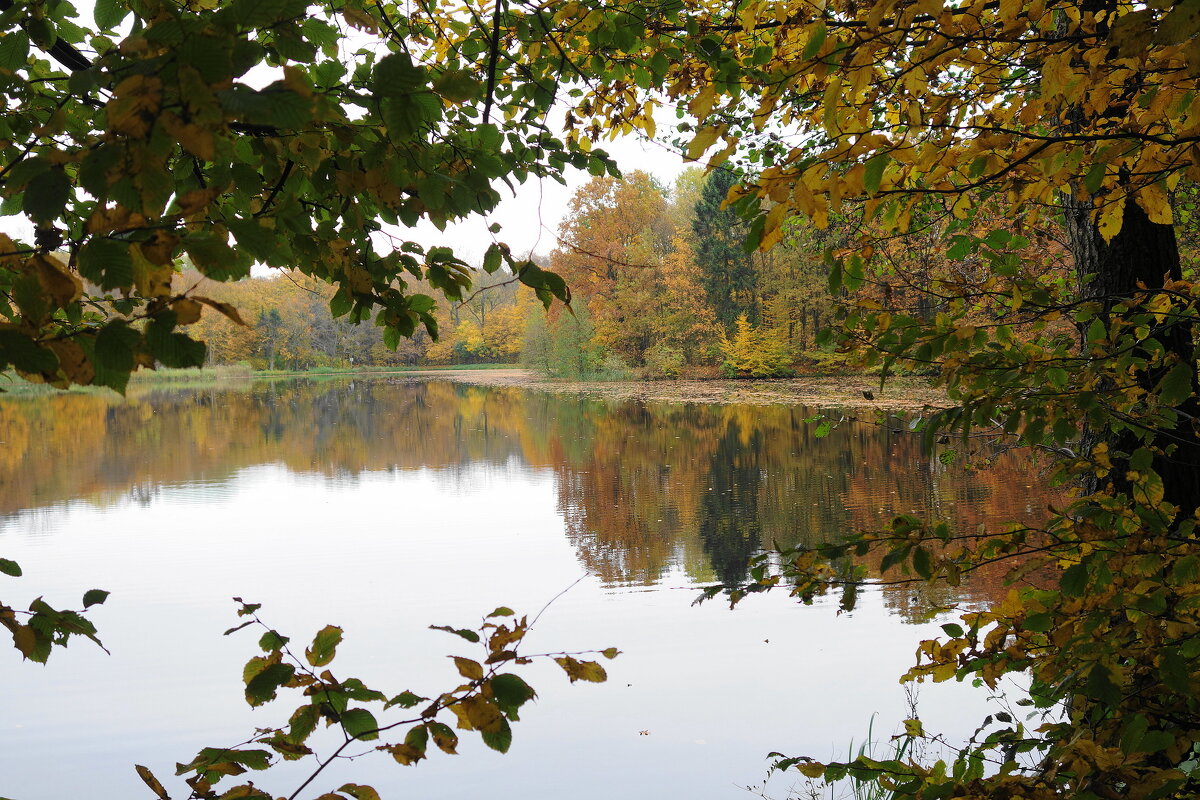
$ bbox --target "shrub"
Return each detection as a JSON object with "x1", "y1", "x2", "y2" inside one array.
[
  {"x1": 719, "y1": 315, "x2": 794, "y2": 378},
  {"x1": 643, "y1": 345, "x2": 685, "y2": 379}
]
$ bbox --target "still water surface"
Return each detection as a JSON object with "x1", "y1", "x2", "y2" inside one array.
[{"x1": 0, "y1": 378, "x2": 1053, "y2": 799}]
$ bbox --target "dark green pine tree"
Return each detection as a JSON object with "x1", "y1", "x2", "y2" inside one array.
[{"x1": 692, "y1": 169, "x2": 759, "y2": 328}]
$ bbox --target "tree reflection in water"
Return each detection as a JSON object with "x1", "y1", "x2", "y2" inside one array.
[{"x1": 0, "y1": 376, "x2": 1057, "y2": 614}]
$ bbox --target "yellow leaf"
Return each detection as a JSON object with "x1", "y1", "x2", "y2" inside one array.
[
  {"x1": 342, "y1": 6, "x2": 379, "y2": 32},
  {"x1": 452, "y1": 656, "x2": 484, "y2": 681},
  {"x1": 686, "y1": 125, "x2": 724, "y2": 161},
  {"x1": 106, "y1": 75, "x2": 163, "y2": 139},
  {"x1": 33, "y1": 254, "x2": 82, "y2": 307},
  {"x1": 932, "y1": 661, "x2": 957, "y2": 682},
  {"x1": 47, "y1": 340, "x2": 94, "y2": 384},
  {"x1": 135, "y1": 765, "x2": 171, "y2": 800},
  {"x1": 1148, "y1": 292, "x2": 1172, "y2": 323},
  {"x1": 460, "y1": 695, "x2": 505, "y2": 733},
  {"x1": 195, "y1": 296, "x2": 248, "y2": 326},
  {"x1": 175, "y1": 187, "x2": 220, "y2": 217},
  {"x1": 0, "y1": 233, "x2": 20, "y2": 267},
  {"x1": 1097, "y1": 195, "x2": 1126, "y2": 242},
  {"x1": 160, "y1": 112, "x2": 215, "y2": 161},
  {"x1": 11, "y1": 624, "x2": 37, "y2": 659},
  {"x1": 689, "y1": 85, "x2": 716, "y2": 118},
  {"x1": 131, "y1": 244, "x2": 174, "y2": 299},
  {"x1": 554, "y1": 655, "x2": 607, "y2": 683},
  {"x1": 217, "y1": 785, "x2": 272, "y2": 799},
  {"x1": 386, "y1": 743, "x2": 425, "y2": 766},
  {"x1": 796, "y1": 762, "x2": 826, "y2": 778},
  {"x1": 337, "y1": 784, "x2": 382, "y2": 800},
  {"x1": 172, "y1": 298, "x2": 203, "y2": 325},
  {"x1": 343, "y1": 264, "x2": 373, "y2": 294},
  {"x1": 1136, "y1": 182, "x2": 1172, "y2": 224}
]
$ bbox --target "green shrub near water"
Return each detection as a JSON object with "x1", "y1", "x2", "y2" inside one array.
[{"x1": 643, "y1": 345, "x2": 685, "y2": 379}]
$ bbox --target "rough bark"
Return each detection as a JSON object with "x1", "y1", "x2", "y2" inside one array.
[{"x1": 1063, "y1": 192, "x2": 1200, "y2": 511}]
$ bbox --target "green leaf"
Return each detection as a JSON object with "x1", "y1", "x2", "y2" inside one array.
[
  {"x1": 341, "y1": 708, "x2": 380, "y2": 741},
  {"x1": 306, "y1": 624, "x2": 343, "y2": 667},
  {"x1": 1138, "y1": 730, "x2": 1176, "y2": 753},
  {"x1": 802, "y1": 22, "x2": 827, "y2": 59},
  {"x1": 402, "y1": 723, "x2": 428, "y2": 756},
  {"x1": 432, "y1": 69, "x2": 481, "y2": 103},
  {"x1": 0, "y1": 330, "x2": 57, "y2": 374},
  {"x1": 82, "y1": 589, "x2": 109, "y2": 608},
  {"x1": 22, "y1": 167, "x2": 70, "y2": 223},
  {"x1": 482, "y1": 244, "x2": 504, "y2": 274},
  {"x1": 330, "y1": 288, "x2": 353, "y2": 319},
  {"x1": 1085, "y1": 664, "x2": 1122, "y2": 705},
  {"x1": 863, "y1": 154, "x2": 887, "y2": 196},
  {"x1": 911, "y1": 546, "x2": 932, "y2": 579},
  {"x1": 223, "y1": 748, "x2": 273, "y2": 770},
  {"x1": 386, "y1": 691, "x2": 426, "y2": 709},
  {"x1": 91, "y1": 320, "x2": 139, "y2": 392},
  {"x1": 93, "y1": 0, "x2": 129, "y2": 29},
  {"x1": 479, "y1": 717, "x2": 512, "y2": 753},
  {"x1": 1023, "y1": 613, "x2": 1052, "y2": 632},
  {"x1": 78, "y1": 239, "x2": 134, "y2": 290},
  {"x1": 258, "y1": 630, "x2": 288, "y2": 651},
  {"x1": 490, "y1": 673, "x2": 536, "y2": 719},
  {"x1": 1083, "y1": 162, "x2": 1106, "y2": 195},
  {"x1": 429, "y1": 624, "x2": 480, "y2": 642},
  {"x1": 287, "y1": 704, "x2": 319, "y2": 744},
  {"x1": 338, "y1": 785, "x2": 382, "y2": 800},
  {"x1": 0, "y1": 30, "x2": 30, "y2": 71},
  {"x1": 245, "y1": 662, "x2": 296, "y2": 706},
  {"x1": 227, "y1": 0, "x2": 294, "y2": 28},
  {"x1": 228, "y1": 218, "x2": 282, "y2": 265},
  {"x1": 1159, "y1": 648, "x2": 1191, "y2": 693},
  {"x1": 940, "y1": 623, "x2": 964, "y2": 638},
  {"x1": 1061, "y1": 562, "x2": 1088, "y2": 597},
  {"x1": 218, "y1": 86, "x2": 310, "y2": 129},
  {"x1": 0, "y1": 558, "x2": 22, "y2": 577},
  {"x1": 374, "y1": 52, "x2": 427, "y2": 96},
  {"x1": 145, "y1": 319, "x2": 207, "y2": 368},
  {"x1": 1157, "y1": 362, "x2": 1193, "y2": 406}
]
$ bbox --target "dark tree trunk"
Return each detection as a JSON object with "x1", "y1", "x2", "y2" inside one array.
[{"x1": 1063, "y1": 192, "x2": 1200, "y2": 511}]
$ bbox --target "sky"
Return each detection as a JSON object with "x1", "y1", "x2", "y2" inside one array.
[
  {"x1": 403, "y1": 128, "x2": 687, "y2": 266},
  {"x1": 1, "y1": 107, "x2": 686, "y2": 272},
  {"x1": 2, "y1": 5, "x2": 690, "y2": 272}
]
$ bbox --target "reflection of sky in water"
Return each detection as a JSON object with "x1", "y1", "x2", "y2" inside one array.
[{"x1": 3, "y1": 461, "x2": 1014, "y2": 800}]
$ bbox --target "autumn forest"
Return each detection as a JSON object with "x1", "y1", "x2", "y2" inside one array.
[{"x1": 6, "y1": 0, "x2": 1200, "y2": 798}]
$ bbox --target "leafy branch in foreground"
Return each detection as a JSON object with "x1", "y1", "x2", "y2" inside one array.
[
  {"x1": 0, "y1": 556, "x2": 109, "y2": 663},
  {"x1": 134, "y1": 598, "x2": 618, "y2": 800}
]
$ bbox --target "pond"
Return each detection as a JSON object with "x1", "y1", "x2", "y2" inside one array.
[{"x1": 0, "y1": 377, "x2": 1056, "y2": 800}]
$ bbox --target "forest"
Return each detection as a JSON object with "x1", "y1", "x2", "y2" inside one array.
[
  {"x1": 180, "y1": 166, "x2": 840, "y2": 378},
  {"x1": 4, "y1": 0, "x2": 1200, "y2": 799}
]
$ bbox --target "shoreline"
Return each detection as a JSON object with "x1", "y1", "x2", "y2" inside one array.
[
  {"x1": 2, "y1": 366, "x2": 948, "y2": 412},
  {"x1": 419, "y1": 368, "x2": 947, "y2": 412}
]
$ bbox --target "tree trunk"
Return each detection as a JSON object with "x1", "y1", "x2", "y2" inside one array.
[{"x1": 1063, "y1": 192, "x2": 1200, "y2": 511}]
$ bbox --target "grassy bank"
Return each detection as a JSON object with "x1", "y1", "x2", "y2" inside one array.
[
  {"x1": 254, "y1": 363, "x2": 514, "y2": 378},
  {"x1": 2, "y1": 364, "x2": 943, "y2": 411},
  {"x1": 0, "y1": 363, "x2": 519, "y2": 396}
]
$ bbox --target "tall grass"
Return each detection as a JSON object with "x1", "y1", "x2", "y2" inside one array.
[{"x1": 126, "y1": 364, "x2": 255, "y2": 384}]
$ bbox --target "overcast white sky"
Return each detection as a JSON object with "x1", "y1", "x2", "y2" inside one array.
[
  {"x1": 2, "y1": 4, "x2": 690, "y2": 271},
  {"x1": 405, "y1": 130, "x2": 687, "y2": 265},
  {"x1": 1, "y1": 121, "x2": 685, "y2": 271}
]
